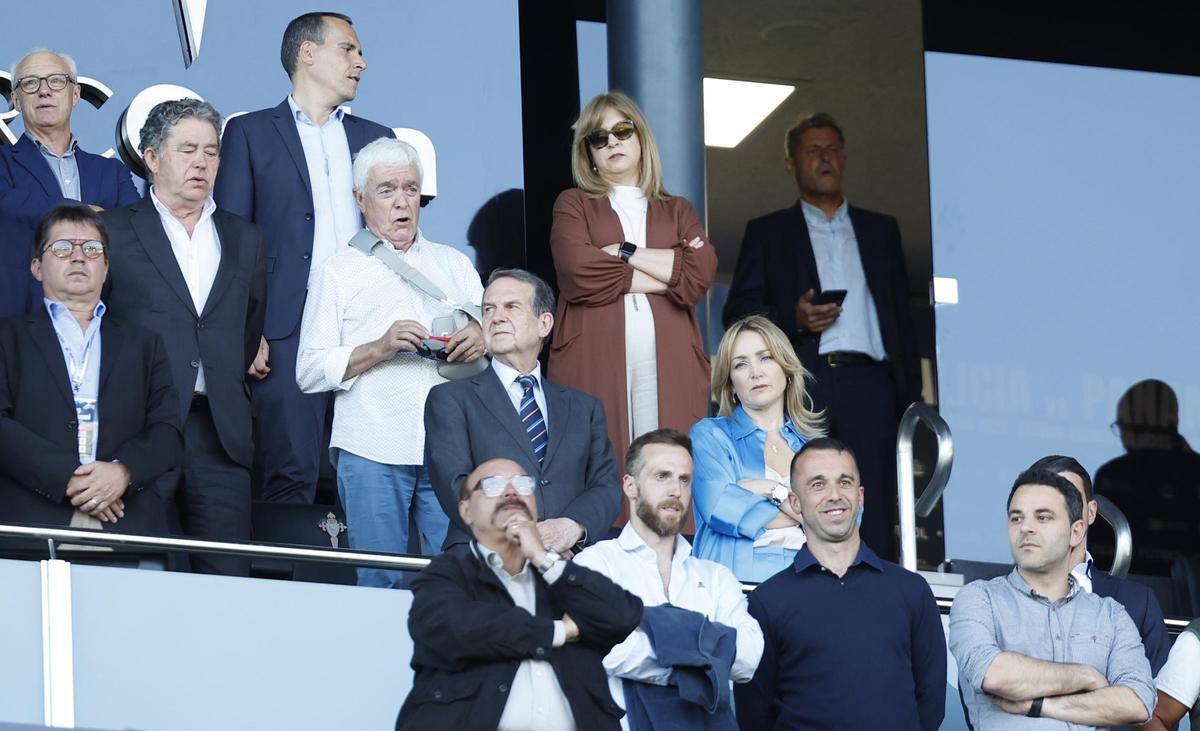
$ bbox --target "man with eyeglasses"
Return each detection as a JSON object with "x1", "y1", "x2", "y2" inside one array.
[
  {"x1": 0, "y1": 204, "x2": 180, "y2": 535},
  {"x1": 723, "y1": 111, "x2": 922, "y2": 563},
  {"x1": 398, "y1": 457, "x2": 642, "y2": 731},
  {"x1": 0, "y1": 49, "x2": 140, "y2": 319}
]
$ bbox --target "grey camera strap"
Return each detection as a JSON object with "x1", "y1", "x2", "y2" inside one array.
[{"x1": 348, "y1": 228, "x2": 482, "y2": 323}]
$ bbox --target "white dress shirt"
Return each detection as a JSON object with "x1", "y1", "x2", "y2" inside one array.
[
  {"x1": 491, "y1": 358, "x2": 549, "y2": 430},
  {"x1": 295, "y1": 231, "x2": 483, "y2": 464},
  {"x1": 801, "y1": 198, "x2": 886, "y2": 360},
  {"x1": 150, "y1": 188, "x2": 220, "y2": 393},
  {"x1": 1069, "y1": 551, "x2": 1095, "y2": 594},
  {"x1": 573, "y1": 524, "x2": 765, "y2": 728},
  {"x1": 287, "y1": 96, "x2": 361, "y2": 287},
  {"x1": 474, "y1": 542, "x2": 575, "y2": 731}
]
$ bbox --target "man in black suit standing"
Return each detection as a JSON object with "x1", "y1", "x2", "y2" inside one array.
[
  {"x1": 723, "y1": 112, "x2": 921, "y2": 561},
  {"x1": 425, "y1": 269, "x2": 622, "y2": 554},
  {"x1": 103, "y1": 99, "x2": 266, "y2": 575},
  {"x1": 397, "y1": 457, "x2": 641, "y2": 731},
  {"x1": 0, "y1": 205, "x2": 180, "y2": 534},
  {"x1": 214, "y1": 11, "x2": 394, "y2": 504}
]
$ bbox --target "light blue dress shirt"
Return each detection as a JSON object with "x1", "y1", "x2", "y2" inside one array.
[
  {"x1": 32, "y1": 134, "x2": 81, "y2": 200},
  {"x1": 689, "y1": 405, "x2": 809, "y2": 583},
  {"x1": 801, "y1": 198, "x2": 886, "y2": 360},
  {"x1": 45, "y1": 298, "x2": 104, "y2": 462}
]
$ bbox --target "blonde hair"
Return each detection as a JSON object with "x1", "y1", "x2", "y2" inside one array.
[
  {"x1": 710, "y1": 315, "x2": 825, "y2": 439},
  {"x1": 570, "y1": 91, "x2": 668, "y2": 200}
]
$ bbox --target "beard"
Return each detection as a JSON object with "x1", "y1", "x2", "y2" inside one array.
[{"x1": 636, "y1": 496, "x2": 687, "y2": 538}]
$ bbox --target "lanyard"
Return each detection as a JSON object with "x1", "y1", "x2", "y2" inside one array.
[{"x1": 56, "y1": 325, "x2": 98, "y2": 395}]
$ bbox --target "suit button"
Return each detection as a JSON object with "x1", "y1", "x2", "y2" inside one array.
[
  {"x1": 567, "y1": 573, "x2": 577, "y2": 582},
  {"x1": 498, "y1": 684, "x2": 509, "y2": 693},
  {"x1": 432, "y1": 690, "x2": 443, "y2": 700},
  {"x1": 535, "y1": 647, "x2": 546, "y2": 657},
  {"x1": 68, "y1": 420, "x2": 78, "y2": 430},
  {"x1": 304, "y1": 213, "x2": 313, "y2": 221},
  {"x1": 540, "y1": 479, "x2": 549, "y2": 486},
  {"x1": 196, "y1": 321, "x2": 205, "y2": 329},
  {"x1": 190, "y1": 360, "x2": 200, "y2": 368},
  {"x1": 301, "y1": 252, "x2": 311, "y2": 260}
]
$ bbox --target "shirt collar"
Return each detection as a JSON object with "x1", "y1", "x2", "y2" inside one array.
[
  {"x1": 149, "y1": 187, "x2": 216, "y2": 223},
  {"x1": 730, "y1": 403, "x2": 802, "y2": 442},
  {"x1": 31, "y1": 134, "x2": 78, "y2": 157},
  {"x1": 473, "y1": 540, "x2": 531, "y2": 577},
  {"x1": 792, "y1": 541, "x2": 882, "y2": 574},
  {"x1": 799, "y1": 197, "x2": 849, "y2": 226},
  {"x1": 1007, "y1": 567, "x2": 1081, "y2": 603},
  {"x1": 287, "y1": 95, "x2": 346, "y2": 126},
  {"x1": 44, "y1": 298, "x2": 105, "y2": 321},
  {"x1": 492, "y1": 357, "x2": 543, "y2": 391},
  {"x1": 366, "y1": 227, "x2": 424, "y2": 256},
  {"x1": 615, "y1": 521, "x2": 693, "y2": 560}
]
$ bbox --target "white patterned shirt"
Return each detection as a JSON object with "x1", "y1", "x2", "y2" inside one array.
[{"x1": 295, "y1": 231, "x2": 483, "y2": 464}]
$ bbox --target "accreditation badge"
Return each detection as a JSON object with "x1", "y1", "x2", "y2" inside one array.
[{"x1": 75, "y1": 397, "x2": 98, "y2": 460}]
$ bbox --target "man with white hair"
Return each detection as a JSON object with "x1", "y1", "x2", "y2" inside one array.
[
  {"x1": 297, "y1": 137, "x2": 485, "y2": 588},
  {"x1": 0, "y1": 48, "x2": 140, "y2": 317}
]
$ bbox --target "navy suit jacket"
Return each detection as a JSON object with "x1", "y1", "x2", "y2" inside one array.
[
  {"x1": 0, "y1": 134, "x2": 139, "y2": 316},
  {"x1": 102, "y1": 198, "x2": 266, "y2": 468},
  {"x1": 424, "y1": 366, "x2": 622, "y2": 550},
  {"x1": 213, "y1": 100, "x2": 393, "y2": 340},
  {"x1": 1092, "y1": 570, "x2": 1171, "y2": 674},
  {"x1": 723, "y1": 201, "x2": 922, "y2": 411},
  {"x1": 0, "y1": 307, "x2": 181, "y2": 534}
]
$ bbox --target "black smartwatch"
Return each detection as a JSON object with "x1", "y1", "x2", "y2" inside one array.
[
  {"x1": 618, "y1": 241, "x2": 637, "y2": 262},
  {"x1": 1026, "y1": 697, "x2": 1044, "y2": 718}
]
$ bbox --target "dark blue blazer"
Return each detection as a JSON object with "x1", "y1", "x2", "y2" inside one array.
[
  {"x1": 0, "y1": 134, "x2": 140, "y2": 316},
  {"x1": 213, "y1": 100, "x2": 393, "y2": 340},
  {"x1": 722, "y1": 202, "x2": 922, "y2": 411},
  {"x1": 1092, "y1": 570, "x2": 1171, "y2": 674}
]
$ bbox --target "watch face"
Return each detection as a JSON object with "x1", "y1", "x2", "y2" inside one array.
[{"x1": 772, "y1": 484, "x2": 790, "y2": 503}]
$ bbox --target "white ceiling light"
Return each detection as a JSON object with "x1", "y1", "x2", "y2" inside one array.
[{"x1": 703, "y1": 77, "x2": 795, "y2": 148}]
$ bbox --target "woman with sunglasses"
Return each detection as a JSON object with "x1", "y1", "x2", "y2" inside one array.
[
  {"x1": 549, "y1": 91, "x2": 718, "y2": 486},
  {"x1": 690, "y1": 315, "x2": 826, "y2": 582}
]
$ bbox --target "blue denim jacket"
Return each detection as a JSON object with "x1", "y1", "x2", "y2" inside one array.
[{"x1": 689, "y1": 406, "x2": 808, "y2": 583}]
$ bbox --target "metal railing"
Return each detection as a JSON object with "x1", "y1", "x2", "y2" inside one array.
[
  {"x1": 896, "y1": 402, "x2": 955, "y2": 572},
  {"x1": 1096, "y1": 495, "x2": 1133, "y2": 579}
]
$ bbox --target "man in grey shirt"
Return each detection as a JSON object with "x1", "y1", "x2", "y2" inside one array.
[{"x1": 949, "y1": 468, "x2": 1155, "y2": 728}]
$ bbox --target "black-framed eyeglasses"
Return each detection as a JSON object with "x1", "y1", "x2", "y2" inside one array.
[
  {"x1": 473, "y1": 475, "x2": 536, "y2": 497},
  {"x1": 15, "y1": 74, "x2": 74, "y2": 94},
  {"x1": 42, "y1": 239, "x2": 105, "y2": 260},
  {"x1": 586, "y1": 121, "x2": 636, "y2": 149}
]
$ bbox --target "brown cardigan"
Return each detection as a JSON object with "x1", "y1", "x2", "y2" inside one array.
[{"x1": 548, "y1": 187, "x2": 718, "y2": 479}]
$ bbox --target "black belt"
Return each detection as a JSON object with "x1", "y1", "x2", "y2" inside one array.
[
  {"x1": 822, "y1": 351, "x2": 880, "y2": 368},
  {"x1": 190, "y1": 393, "x2": 209, "y2": 410}
]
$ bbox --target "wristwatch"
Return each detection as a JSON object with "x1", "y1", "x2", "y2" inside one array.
[
  {"x1": 768, "y1": 482, "x2": 791, "y2": 507},
  {"x1": 536, "y1": 548, "x2": 562, "y2": 574},
  {"x1": 618, "y1": 241, "x2": 637, "y2": 262}
]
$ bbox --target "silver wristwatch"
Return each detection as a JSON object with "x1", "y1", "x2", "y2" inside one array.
[
  {"x1": 768, "y1": 482, "x2": 791, "y2": 507},
  {"x1": 536, "y1": 548, "x2": 562, "y2": 573}
]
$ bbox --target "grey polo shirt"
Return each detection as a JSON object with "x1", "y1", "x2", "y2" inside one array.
[{"x1": 949, "y1": 568, "x2": 1156, "y2": 729}]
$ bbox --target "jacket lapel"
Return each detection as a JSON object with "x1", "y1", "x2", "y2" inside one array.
[
  {"x1": 12, "y1": 135, "x2": 63, "y2": 198},
  {"x1": 131, "y1": 199, "x2": 199, "y2": 318},
  {"x1": 27, "y1": 309, "x2": 75, "y2": 408},
  {"x1": 848, "y1": 206, "x2": 885, "y2": 301},
  {"x1": 97, "y1": 317, "x2": 122, "y2": 394},
  {"x1": 271, "y1": 100, "x2": 313, "y2": 198},
  {"x1": 76, "y1": 148, "x2": 100, "y2": 203},
  {"x1": 473, "y1": 369, "x2": 538, "y2": 464},
  {"x1": 541, "y1": 380, "x2": 569, "y2": 467},
  {"x1": 790, "y1": 201, "x2": 821, "y2": 287},
  {"x1": 202, "y1": 210, "x2": 237, "y2": 318}
]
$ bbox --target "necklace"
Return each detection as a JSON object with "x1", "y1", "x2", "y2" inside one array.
[{"x1": 769, "y1": 441, "x2": 779, "y2": 455}]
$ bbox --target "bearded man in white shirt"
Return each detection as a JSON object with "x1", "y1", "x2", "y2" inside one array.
[
  {"x1": 296, "y1": 137, "x2": 485, "y2": 588},
  {"x1": 574, "y1": 428, "x2": 764, "y2": 728}
]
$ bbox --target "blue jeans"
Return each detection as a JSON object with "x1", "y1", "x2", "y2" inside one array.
[{"x1": 335, "y1": 451, "x2": 449, "y2": 588}]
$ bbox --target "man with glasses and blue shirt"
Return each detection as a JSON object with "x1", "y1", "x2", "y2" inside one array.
[
  {"x1": 0, "y1": 49, "x2": 140, "y2": 318},
  {"x1": 0, "y1": 205, "x2": 180, "y2": 534},
  {"x1": 398, "y1": 457, "x2": 641, "y2": 731}
]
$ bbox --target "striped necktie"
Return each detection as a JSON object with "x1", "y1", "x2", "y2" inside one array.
[{"x1": 517, "y1": 375, "x2": 548, "y2": 463}]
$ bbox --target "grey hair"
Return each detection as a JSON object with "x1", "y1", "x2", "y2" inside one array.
[
  {"x1": 485, "y1": 268, "x2": 556, "y2": 317},
  {"x1": 139, "y1": 98, "x2": 222, "y2": 156},
  {"x1": 352, "y1": 137, "x2": 423, "y2": 193},
  {"x1": 281, "y1": 12, "x2": 352, "y2": 78},
  {"x1": 10, "y1": 48, "x2": 78, "y2": 84}
]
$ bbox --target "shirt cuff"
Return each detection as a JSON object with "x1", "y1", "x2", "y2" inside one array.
[
  {"x1": 551, "y1": 620, "x2": 566, "y2": 648},
  {"x1": 323, "y1": 345, "x2": 358, "y2": 391},
  {"x1": 541, "y1": 558, "x2": 566, "y2": 585}
]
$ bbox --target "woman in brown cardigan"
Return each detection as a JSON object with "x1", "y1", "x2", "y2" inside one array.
[{"x1": 549, "y1": 91, "x2": 718, "y2": 475}]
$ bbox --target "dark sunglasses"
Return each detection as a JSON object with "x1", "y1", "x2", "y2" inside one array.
[
  {"x1": 43, "y1": 239, "x2": 105, "y2": 260},
  {"x1": 586, "y1": 121, "x2": 636, "y2": 150}
]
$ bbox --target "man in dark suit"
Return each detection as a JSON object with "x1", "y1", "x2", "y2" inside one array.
[
  {"x1": 214, "y1": 11, "x2": 394, "y2": 504},
  {"x1": 0, "y1": 49, "x2": 140, "y2": 317},
  {"x1": 0, "y1": 204, "x2": 180, "y2": 535},
  {"x1": 723, "y1": 112, "x2": 921, "y2": 561},
  {"x1": 1030, "y1": 455, "x2": 1170, "y2": 673},
  {"x1": 103, "y1": 99, "x2": 266, "y2": 575},
  {"x1": 397, "y1": 457, "x2": 641, "y2": 731},
  {"x1": 425, "y1": 269, "x2": 622, "y2": 553}
]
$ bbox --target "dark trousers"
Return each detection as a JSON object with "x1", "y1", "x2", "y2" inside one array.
[
  {"x1": 807, "y1": 358, "x2": 900, "y2": 562},
  {"x1": 176, "y1": 397, "x2": 252, "y2": 576},
  {"x1": 251, "y1": 323, "x2": 333, "y2": 503}
]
